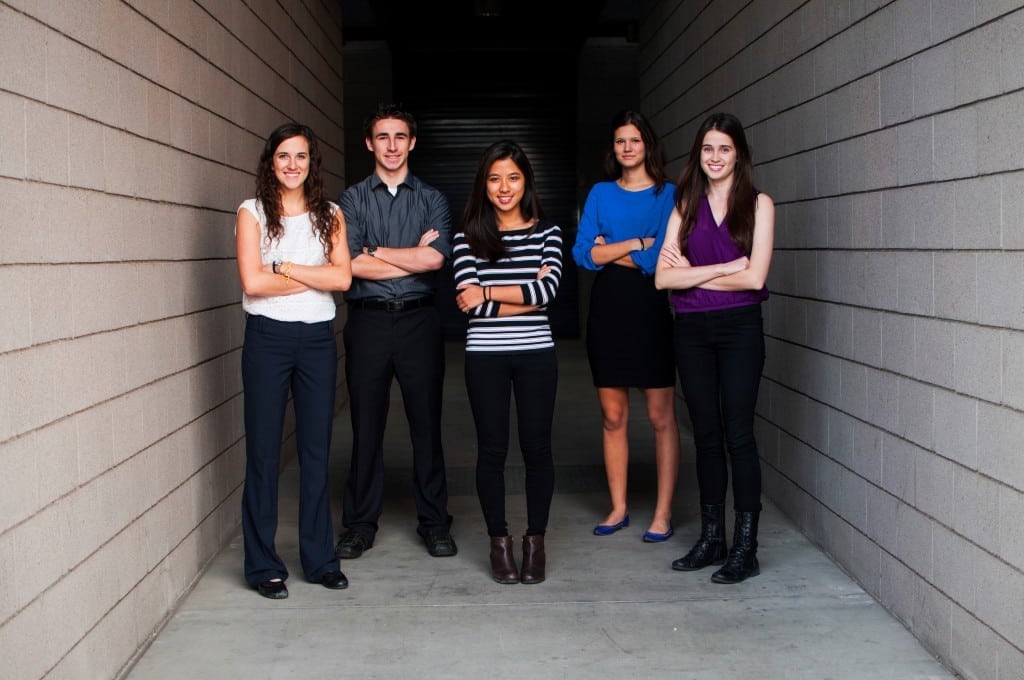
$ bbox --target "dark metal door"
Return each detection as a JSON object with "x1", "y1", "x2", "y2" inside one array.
[{"x1": 392, "y1": 45, "x2": 581, "y2": 341}]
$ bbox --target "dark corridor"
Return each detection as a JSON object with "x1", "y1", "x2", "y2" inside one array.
[{"x1": 340, "y1": 0, "x2": 642, "y2": 340}]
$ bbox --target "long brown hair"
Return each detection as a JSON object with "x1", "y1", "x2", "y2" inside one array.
[
  {"x1": 674, "y1": 112, "x2": 755, "y2": 256},
  {"x1": 255, "y1": 122, "x2": 336, "y2": 256},
  {"x1": 604, "y1": 109, "x2": 668, "y2": 193},
  {"x1": 460, "y1": 140, "x2": 545, "y2": 261}
]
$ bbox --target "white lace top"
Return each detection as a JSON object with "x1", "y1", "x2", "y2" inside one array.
[{"x1": 238, "y1": 198, "x2": 337, "y2": 322}]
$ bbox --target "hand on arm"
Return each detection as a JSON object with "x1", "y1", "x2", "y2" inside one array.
[
  {"x1": 457, "y1": 264, "x2": 548, "y2": 316},
  {"x1": 456, "y1": 284, "x2": 538, "y2": 316},
  {"x1": 488, "y1": 257, "x2": 558, "y2": 305},
  {"x1": 455, "y1": 283, "x2": 486, "y2": 313},
  {"x1": 490, "y1": 264, "x2": 547, "y2": 316},
  {"x1": 236, "y1": 207, "x2": 310, "y2": 297},
  {"x1": 273, "y1": 211, "x2": 353, "y2": 292},
  {"x1": 653, "y1": 207, "x2": 749, "y2": 290},
  {"x1": 351, "y1": 228, "x2": 445, "y2": 280},
  {"x1": 589, "y1": 234, "x2": 654, "y2": 268},
  {"x1": 697, "y1": 193, "x2": 775, "y2": 291}
]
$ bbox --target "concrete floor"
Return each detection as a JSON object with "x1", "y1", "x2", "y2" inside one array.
[{"x1": 125, "y1": 340, "x2": 957, "y2": 680}]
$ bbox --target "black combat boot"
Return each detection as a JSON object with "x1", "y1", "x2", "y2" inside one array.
[
  {"x1": 671, "y1": 504, "x2": 727, "y2": 571},
  {"x1": 711, "y1": 510, "x2": 760, "y2": 584}
]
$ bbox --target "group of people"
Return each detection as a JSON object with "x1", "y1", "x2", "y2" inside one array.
[{"x1": 234, "y1": 102, "x2": 774, "y2": 599}]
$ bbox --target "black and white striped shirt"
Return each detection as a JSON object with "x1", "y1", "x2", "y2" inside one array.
[{"x1": 452, "y1": 220, "x2": 563, "y2": 353}]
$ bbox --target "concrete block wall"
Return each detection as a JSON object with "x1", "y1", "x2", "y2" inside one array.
[
  {"x1": 639, "y1": 1, "x2": 1024, "y2": 678},
  {"x1": 0, "y1": 1, "x2": 344, "y2": 678}
]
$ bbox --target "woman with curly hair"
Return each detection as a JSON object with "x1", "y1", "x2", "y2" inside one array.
[{"x1": 235, "y1": 122, "x2": 352, "y2": 598}]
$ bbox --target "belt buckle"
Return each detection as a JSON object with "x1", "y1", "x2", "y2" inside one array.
[{"x1": 384, "y1": 299, "x2": 404, "y2": 312}]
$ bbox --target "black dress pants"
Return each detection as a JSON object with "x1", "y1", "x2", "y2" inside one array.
[
  {"x1": 342, "y1": 305, "x2": 452, "y2": 538},
  {"x1": 241, "y1": 315, "x2": 340, "y2": 586}
]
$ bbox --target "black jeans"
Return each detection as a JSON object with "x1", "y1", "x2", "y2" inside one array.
[
  {"x1": 465, "y1": 349, "x2": 557, "y2": 537},
  {"x1": 673, "y1": 304, "x2": 765, "y2": 512},
  {"x1": 241, "y1": 315, "x2": 340, "y2": 585},
  {"x1": 342, "y1": 305, "x2": 452, "y2": 538}
]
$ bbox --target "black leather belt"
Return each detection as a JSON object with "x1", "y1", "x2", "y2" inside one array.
[{"x1": 348, "y1": 295, "x2": 434, "y2": 312}]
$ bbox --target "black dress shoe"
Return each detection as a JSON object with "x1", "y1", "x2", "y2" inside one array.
[
  {"x1": 336, "y1": 531, "x2": 373, "y2": 559},
  {"x1": 256, "y1": 579, "x2": 288, "y2": 599},
  {"x1": 320, "y1": 570, "x2": 349, "y2": 590},
  {"x1": 424, "y1": 532, "x2": 458, "y2": 557}
]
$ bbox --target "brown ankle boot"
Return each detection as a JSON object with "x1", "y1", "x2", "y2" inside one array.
[
  {"x1": 520, "y1": 534, "x2": 546, "y2": 584},
  {"x1": 489, "y1": 536, "x2": 519, "y2": 584}
]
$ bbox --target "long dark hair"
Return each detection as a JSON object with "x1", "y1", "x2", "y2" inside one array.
[
  {"x1": 255, "y1": 122, "x2": 336, "y2": 256},
  {"x1": 603, "y1": 109, "x2": 668, "y2": 193},
  {"x1": 460, "y1": 140, "x2": 545, "y2": 261},
  {"x1": 674, "y1": 112, "x2": 755, "y2": 256}
]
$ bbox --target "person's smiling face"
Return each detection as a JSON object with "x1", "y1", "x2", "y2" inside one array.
[
  {"x1": 613, "y1": 123, "x2": 646, "y2": 171},
  {"x1": 366, "y1": 117, "x2": 416, "y2": 174},
  {"x1": 700, "y1": 128, "x2": 736, "y2": 182},
  {"x1": 486, "y1": 158, "x2": 525, "y2": 219},
  {"x1": 272, "y1": 135, "x2": 310, "y2": 190}
]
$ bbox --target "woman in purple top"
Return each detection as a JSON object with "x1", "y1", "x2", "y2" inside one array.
[{"x1": 655, "y1": 112, "x2": 775, "y2": 583}]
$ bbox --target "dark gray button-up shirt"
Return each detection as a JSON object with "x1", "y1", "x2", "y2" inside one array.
[{"x1": 339, "y1": 172, "x2": 453, "y2": 302}]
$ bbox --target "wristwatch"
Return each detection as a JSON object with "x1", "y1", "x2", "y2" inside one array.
[
  {"x1": 366, "y1": 246, "x2": 378, "y2": 257},
  {"x1": 272, "y1": 260, "x2": 282, "y2": 274}
]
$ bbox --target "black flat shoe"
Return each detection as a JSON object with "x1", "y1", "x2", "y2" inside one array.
[
  {"x1": 320, "y1": 570, "x2": 349, "y2": 590},
  {"x1": 336, "y1": 531, "x2": 373, "y2": 559},
  {"x1": 256, "y1": 579, "x2": 288, "y2": 599},
  {"x1": 424, "y1": 532, "x2": 458, "y2": 557}
]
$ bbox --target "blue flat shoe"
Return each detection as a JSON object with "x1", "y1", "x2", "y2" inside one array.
[
  {"x1": 593, "y1": 513, "x2": 630, "y2": 536},
  {"x1": 642, "y1": 525, "x2": 674, "y2": 543}
]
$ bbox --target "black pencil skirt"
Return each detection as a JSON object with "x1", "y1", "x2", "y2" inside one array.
[{"x1": 585, "y1": 264, "x2": 675, "y2": 388}]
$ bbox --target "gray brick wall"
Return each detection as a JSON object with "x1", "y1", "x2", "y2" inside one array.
[
  {"x1": 640, "y1": 1, "x2": 1024, "y2": 678},
  {"x1": 0, "y1": 1, "x2": 344, "y2": 678}
]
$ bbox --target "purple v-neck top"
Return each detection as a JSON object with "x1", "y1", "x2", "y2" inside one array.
[{"x1": 668, "y1": 195, "x2": 768, "y2": 314}]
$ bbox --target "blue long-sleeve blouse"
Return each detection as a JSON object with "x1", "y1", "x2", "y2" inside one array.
[{"x1": 572, "y1": 181, "x2": 675, "y2": 276}]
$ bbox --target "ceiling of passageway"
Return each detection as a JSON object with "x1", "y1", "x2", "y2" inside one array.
[{"x1": 339, "y1": 0, "x2": 639, "y2": 48}]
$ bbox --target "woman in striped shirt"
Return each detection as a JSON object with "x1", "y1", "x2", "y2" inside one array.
[{"x1": 453, "y1": 140, "x2": 563, "y2": 585}]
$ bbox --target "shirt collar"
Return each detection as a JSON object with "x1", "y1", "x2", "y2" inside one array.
[{"x1": 370, "y1": 172, "x2": 419, "y2": 192}]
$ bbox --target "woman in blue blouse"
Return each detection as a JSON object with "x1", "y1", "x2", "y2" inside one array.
[{"x1": 572, "y1": 110, "x2": 680, "y2": 543}]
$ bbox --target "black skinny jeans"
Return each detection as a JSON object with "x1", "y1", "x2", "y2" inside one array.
[
  {"x1": 465, "y1": 349, "x2": 557, "y2": 537},
  {"x1": 674, "y1": 303, "x2": 765, "y2": 512}
]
